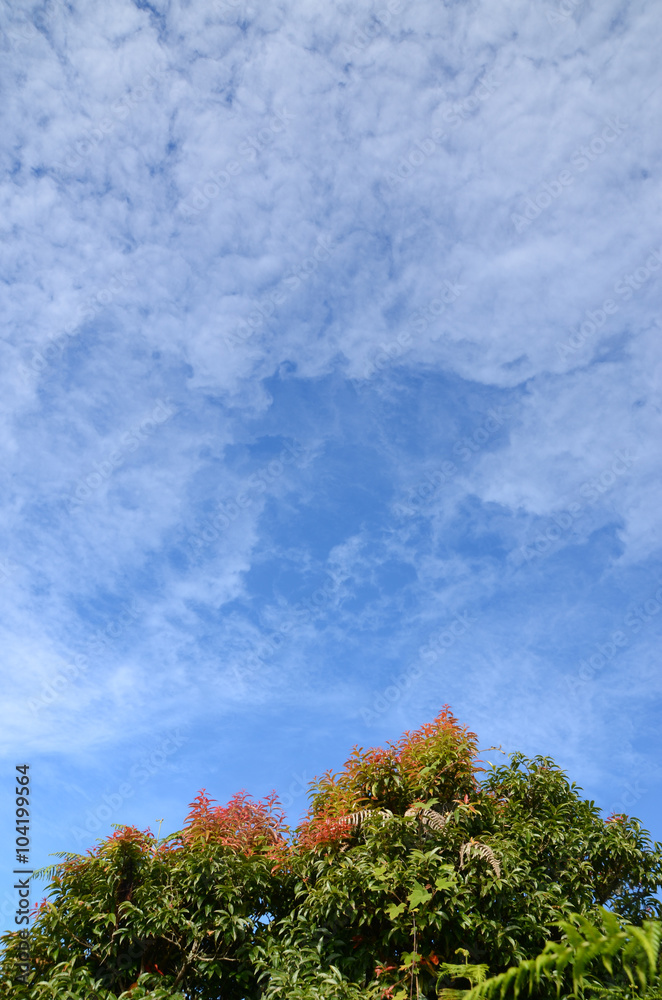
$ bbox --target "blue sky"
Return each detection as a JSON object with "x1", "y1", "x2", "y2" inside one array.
[{"x1": 1, "y1": 0, "x2": 662, "y2": 928}]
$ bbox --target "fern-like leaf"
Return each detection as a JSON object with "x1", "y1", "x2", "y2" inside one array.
[
  {"x1": 337, "y1": 808, "x2": 393, "y2": 827},
  {"x1": 33, "y1": 852, "x2": 86, "y2": 882},
  {"x1": 405, "y1": 806, "x2": 453, "y2": 832},
  {"x1": 459, "y1": 839, "x2": 501, "y2": 878},
  {"x1": 456, "y1": 910, "x2": 662, "y2": 1000}
]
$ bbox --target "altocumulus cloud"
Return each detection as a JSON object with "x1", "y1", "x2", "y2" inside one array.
[{"x1": 0, "y1": 0, "x2": 661, "y2": 928}]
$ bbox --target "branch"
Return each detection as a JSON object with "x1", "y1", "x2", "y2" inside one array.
[{"x1": 173, "y1": 937, "x2": 201, "y2": 990}]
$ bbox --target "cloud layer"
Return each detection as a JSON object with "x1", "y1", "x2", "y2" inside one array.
[{"x1": 1, "y1": 0, "x2": 661, "y2": 922}]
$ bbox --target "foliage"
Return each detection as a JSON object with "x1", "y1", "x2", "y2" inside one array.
[
  {"x1": 1, "y1": 707, "x2": 661, "y2": 999},
  {"x1": 182, "y1": 789, "x2": 289, "y2": 859},
  {"x1": 0, "y1": 814, "x2": 295, "y2": 999},
  {"x1": 297, "y1": 706, "x2": 480, "y2": 848},
  {"x1": 449, "y1": 908, "x2": 662, "y2": 1000}
]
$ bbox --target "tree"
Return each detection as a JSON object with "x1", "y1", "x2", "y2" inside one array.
[{"x1": 2, "y1": 706, "x2": 661, "y2": 999}]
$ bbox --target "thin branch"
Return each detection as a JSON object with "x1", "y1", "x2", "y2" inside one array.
[{"x1": 173, "y1": 937, "x2": 201, "y2": 990}]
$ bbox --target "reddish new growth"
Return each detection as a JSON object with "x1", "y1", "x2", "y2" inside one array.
[
  {"x1": 42, "y1": 825, "x2": 177, "y2": 898},
  {"x1": 107, "y1": 825, "x2": 156, "y2": 848},
  {"x1": 298, "y1": 705, "x2": 481, "y2": 849},
  {"x1": 396, "y1": 706, "x2": 481, "y2": 798},
  {"x1": 183, "y1": 789, "x2": 289, "y2": 858},
  {"x1": 296, "y1": 809, "x2": 354, "y2": 851},
  {"x1": 94, "y1": 825, "x2": 175, "y2": 858},
  {"x1": 30, "y1": 897, "x2": 50, "y2": 920}
]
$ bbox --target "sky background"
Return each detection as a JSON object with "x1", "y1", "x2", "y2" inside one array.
[{"x1": 1, "y1": 0, "x2": 661, "y2": 929}]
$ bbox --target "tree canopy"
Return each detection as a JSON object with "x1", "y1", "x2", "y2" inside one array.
[{"x1": 2, "y1": 706, "x2": 661, "y2": 999}]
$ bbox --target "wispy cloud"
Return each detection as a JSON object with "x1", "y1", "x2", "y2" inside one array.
[{"x1": 1, "y1": 0, "x2": 661, "y2": 927}]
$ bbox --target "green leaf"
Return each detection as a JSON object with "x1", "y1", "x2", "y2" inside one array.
[{"x1": 408, "y1": 882, "x2": 432, "y2": 909}]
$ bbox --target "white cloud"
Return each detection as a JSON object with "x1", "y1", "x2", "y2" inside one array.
[{"x1": 0, "y1": 0, "x2": 661, "y2": 904}]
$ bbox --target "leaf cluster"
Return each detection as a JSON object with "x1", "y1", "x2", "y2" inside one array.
[{"x1": 2, "y1": 709, "x2": 661, "y2": 999}]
